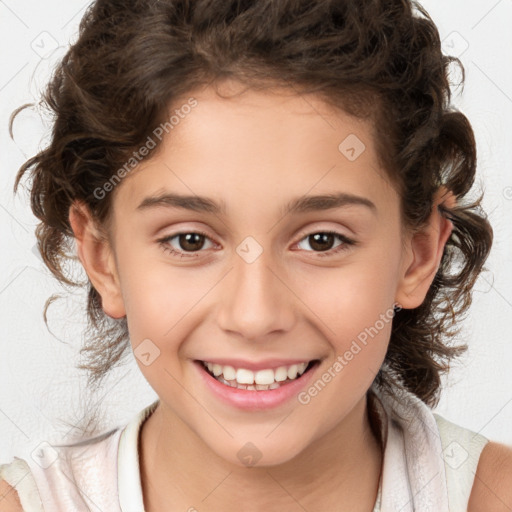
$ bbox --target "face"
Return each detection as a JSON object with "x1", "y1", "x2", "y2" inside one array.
[{"x1": 74, "y1": 79, "x2": 442, "y2": 468}]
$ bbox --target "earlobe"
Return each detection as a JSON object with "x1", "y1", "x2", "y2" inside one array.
[
  {"x1": 395, "y1": 188, "x2": 455, "y2": 309},
  {"x1": 68, "y1": 201, "x2": 126, "y2": 319}
]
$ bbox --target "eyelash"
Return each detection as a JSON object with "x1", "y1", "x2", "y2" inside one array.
[{"x1": 157, "y1": 229, "x2": 357, "y2": 259}]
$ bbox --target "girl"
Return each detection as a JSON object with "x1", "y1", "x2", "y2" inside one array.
[{"x1": 1, "y1": 0, "x2": 511, "y2": 510}]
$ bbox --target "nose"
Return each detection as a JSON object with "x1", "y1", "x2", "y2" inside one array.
[{"x1": 216, "y1": 247, "x2": 296, "y2": 342}]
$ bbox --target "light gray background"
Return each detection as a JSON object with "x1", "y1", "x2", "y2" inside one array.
[{"x1": 1, "y1": 0, "x2": 511, "y2": 464}]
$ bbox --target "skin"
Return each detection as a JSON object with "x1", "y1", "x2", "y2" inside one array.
[
  {"x1": 1, "y1": 83, "x2": 510, "y2": 512},
  {"x1": 0, "y1": 446, "x2": 506, "y2": 511},
  {"x1": 67, "y1": 79, "x2": 457, "y2": 511}
]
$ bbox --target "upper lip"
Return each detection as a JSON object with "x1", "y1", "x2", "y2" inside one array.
[{"x1": 196, "y1": 358, "x2": 318, "y2": 372}]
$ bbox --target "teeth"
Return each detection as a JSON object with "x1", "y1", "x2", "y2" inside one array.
[
  {"x1": 202, "y1": 360, "x2": 312, "y2": 389},
  {"x1": 236, "y1": 368, "x2": 254, "y2": 385},
  {"x1": 287, "y1": 364, "x2": 298, "y2": 379},
  {"x1": 223, "y1": 365, "x2": 236, "y2": 381},
  {"x1": 255, "y1": 369, "x2": 275, "y2": 385},
  {"x1": 274, "y1": 366, "x2": 288, "y2": 382}
]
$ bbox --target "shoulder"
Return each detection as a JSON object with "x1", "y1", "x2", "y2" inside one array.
[
  {"x1": 1, "y1": 458, "x2": 43, "y2": 512},
  {"x1": 0, "y1": 479, "x2": 23, "y2": 511},
  {"x1": 468, "y1": 440, "x2": 512, "y2": 511}
]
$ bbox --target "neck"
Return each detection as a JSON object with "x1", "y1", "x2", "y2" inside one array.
[{"x1": 139, "y1": 393, "x2": 383, "y2": 512}]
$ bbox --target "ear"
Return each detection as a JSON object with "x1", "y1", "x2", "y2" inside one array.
[
  {"x1": 395, "y1": 187, "x2": 455, "y2": 309},
  {"x1": 68, "y1": 201, "x2": 126, "y2": 319}
]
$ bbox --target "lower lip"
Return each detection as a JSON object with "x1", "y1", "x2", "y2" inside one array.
[{"x1": 194, "y1": 360, "x2": 320, "y2": 410}]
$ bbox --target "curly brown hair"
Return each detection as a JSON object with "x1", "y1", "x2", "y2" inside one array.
[{"x1": 11, "y1": 0, "x2": 493, "y2": 408}]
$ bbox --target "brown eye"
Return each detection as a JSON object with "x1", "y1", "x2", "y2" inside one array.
[
  {"x1": 306, "y1": 233, "x2": 336, "y2": 251},
  {"x1": 295, "y1": 231, "x2": 356, "y2": 257},
  {"x1": 178, "y1": 233, "x2": 207, "y2": 251},
  {"x1": 158, "y1": 230, "x2": 215, "y2": 257}
]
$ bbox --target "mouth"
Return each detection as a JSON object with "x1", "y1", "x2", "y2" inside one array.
[{"x1": 197, "y1": 359, "x2": 320, "y2": 391}]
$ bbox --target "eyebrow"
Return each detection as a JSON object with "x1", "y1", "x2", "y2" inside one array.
[{"x1": 136, "y1": 192, "x2": 377, "y2": 216}]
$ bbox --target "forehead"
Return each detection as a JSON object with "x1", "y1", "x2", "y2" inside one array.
[{"x1": 113, "y1": 81, "x2": 398, "y2": 220}]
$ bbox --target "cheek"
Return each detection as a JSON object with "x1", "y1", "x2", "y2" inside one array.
[
  {"x1": 112, "y1": 238, "x2": 182, "y2": 346},
  {"x1": 305, "y1": 254, "x2": 400, "y2": 339},
  {"x1": 296, "y1": 241, "x2": 401, "y2": 392},
  {"x1": 296, "y1": 265, "x2": 397, "y2": 417},
  {"x1": 116, "y1": 245, "x2": 218, "y2": 381}
]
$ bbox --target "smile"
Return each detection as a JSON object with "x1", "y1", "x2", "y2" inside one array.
[{"x1": 200, "y1": 360, "x2": 317, "y2": 391}]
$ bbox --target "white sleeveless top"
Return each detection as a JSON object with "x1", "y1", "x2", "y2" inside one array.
[{"x1": 0, "y1": 383, "x2": 489, "y2": 511}]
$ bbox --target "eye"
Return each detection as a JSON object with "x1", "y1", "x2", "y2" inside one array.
[
  {"x1": 295, "y1": 230, "x2": 356, "y2": 257},
  {"x1": 157, "y1": 230, "x2": 215, "y2": 258},
  {"x1": 157, "y1": 229, "x2": 357, "y2": 259}
]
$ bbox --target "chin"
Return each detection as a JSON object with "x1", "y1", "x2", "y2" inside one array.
[{"x1": 209, "y1": 436, "x2": 309, "y2": 469}]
